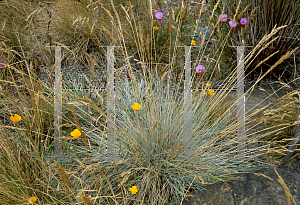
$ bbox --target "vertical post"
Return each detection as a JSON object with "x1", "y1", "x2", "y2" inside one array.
[
  {"x1": 184, "y1": 46, "x2": 193, "y2": 158},
  {"x1": 54, "y1": 46, "x2": 62, "y2": 161},
  {"x1": 46, "y1": 44, "x2": 69, "y2": 161},
  {"x1": 101, "y1": 45, "x2": 122, "y2": 161},
  {"x1": 176, "y1": 45, "x2": 201, "y2": 160},
  {"x1": 106, "y1": 46, "x2": 117, "y2": 161},
  {"x1": 236, "y1": 46, "x2": 246, "y2": 162}
]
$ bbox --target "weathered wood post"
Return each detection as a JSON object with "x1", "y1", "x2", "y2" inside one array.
[
  {"x1": 183, "y1": 46, "x2": 193, "y2": 158},
  {"x1": 100, "y1": 45, "x2": 122, "y2": 161},
  {"x1": 175, "y1": 45, "x2": 195, "y2": 159},
  {"x1": 46, "y1": 44, "x2": 70, "y2": 161},
  {"x1": 236, "y1": 46, "x2": 246, "y2": 162},
  {"x1": 230, "y1": 45, "x2": 252, "y2": 162}
]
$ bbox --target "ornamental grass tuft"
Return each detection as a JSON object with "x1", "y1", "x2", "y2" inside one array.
[{"x1": 0, "y1": 0, "x2": 299, "y2": 205}]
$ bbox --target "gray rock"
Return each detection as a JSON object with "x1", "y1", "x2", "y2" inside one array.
[{"x1": 166, "y1": 163, "x2": 300, "y2": 205}]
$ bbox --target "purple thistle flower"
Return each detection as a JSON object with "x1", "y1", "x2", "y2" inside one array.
[
  {"x1": 229, "y1": 20, "x2": 238, "y2": 29},
  {"x1": 196, "y1": 65, "x2": 205, "y2": 73},
  {"x1": 155, "y1": 12, "x2": 163, "y2": 21},
  {"x1": 219, "y1": 14, "x2": 228, "y2": 23},
  {"x1": 49, "y1": 12, "x2": 52, "y2": 18},
  {"x1": 240, "y1": 18, "x2": 248, "y2": 25}
]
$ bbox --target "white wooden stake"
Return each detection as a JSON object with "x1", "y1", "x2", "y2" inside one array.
[
  {"x1": 100, "y1": 46, "x2": 122, "y2": 161},
  {"x1": 236, "y1": 46, "x2": 246, "y2": 162},
  {"x1": 106, "y1": 46, "x2": 116, "y2": 161},
  {"x1": 184, "y1": 46, "x2": 193, "y2": 158},
  {"x1": 54, "y1": 46, "x2": 62, "y2": 161},
  {"x1": 230, "y1": 45, "x2": 252, "y2": 162},
  {"x1": 46, "y1": 45, "x2": 69, "y2": 161}
]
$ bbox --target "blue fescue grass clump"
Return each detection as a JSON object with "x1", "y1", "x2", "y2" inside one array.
[{"x1": 84, "y1": 73, "x2": 266, "y2": 204}]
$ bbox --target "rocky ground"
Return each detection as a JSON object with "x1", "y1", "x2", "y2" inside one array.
[{"x1": 165, "y1": 162, "x2": 300, "y2": 205}]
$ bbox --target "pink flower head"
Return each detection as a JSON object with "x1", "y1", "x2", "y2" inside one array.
[
  {"x1": 163, "y1": 89, "x2": 166, "y2": 95},
  {"x1": 229, "y1": 20, "x2": 238, "y2": 29},
  {"x1": 155, "y1": 12, "x2": 163, "y2": 21},
  {"x1": 49, "y1": 12, "x2": 52, "y2": 18},
  {"x1": 219, "y1": 14, "x2": 228, "y2": 23},
  {"x1": 240, "y1": 18, "x2": 248, "y2": 25},
  {"x1": 92, "y1": 117, "x2": 97, "y2": 122},
  {"x1": 196, "y1": 65, "x2": 205, "y2": 73}
]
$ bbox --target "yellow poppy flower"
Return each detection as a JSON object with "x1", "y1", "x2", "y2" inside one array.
[
  {"x1": 154, "y1": 26, "x2": 159, "y2": 30},
  {"x1": 131, "y1": 103, "x2": 142, "y2": 111},
  {"x1": 205, "y1": 82, "x2": 211, "y2": 87},
  {"x1": 10, "y1": 114, "x2": 21, "y2": 123},
  {"x1": 208, "y1": 89, "x2": 215, "y2": 95},
  {"x1": 129, "y1": 186, "x2": 139, "y2": 194},
  {"x1": 71, "y1": 129, "x2": 82, "y2": 139},
  {"x1": 28, "y1": 196, "x2": 37, "y2": 204},
  {"x1": 202, "y1": 91, "x2": 207, "y2": 95},
  {"x1": 191, "y1": 40, "x2": 196, "y2": 45}
]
